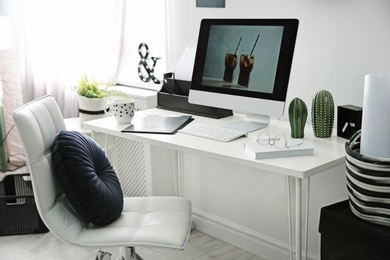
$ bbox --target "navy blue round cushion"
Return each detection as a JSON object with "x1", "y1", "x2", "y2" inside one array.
[{"x1": 51, "y1": 130, "x2": 123, "y2": 225}]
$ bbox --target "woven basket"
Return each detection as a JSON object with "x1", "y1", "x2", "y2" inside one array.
[
  {"x1": 0, "y1": 174, "x2": 48, "y2": 235},
  {"x1": 345, "y1": 130, "x2": 390, "y2": 226}
]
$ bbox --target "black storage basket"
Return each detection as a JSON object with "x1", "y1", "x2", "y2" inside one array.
[
  {"x1": 345, "y1": 130, "x2": 390, "y2": 226},
  {"x1": 0, "y1": 174, "x2": 48, "y2": 236}
]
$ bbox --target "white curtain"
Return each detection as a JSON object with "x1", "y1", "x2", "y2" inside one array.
[
  {"x1": 0, "y1": 0, "x2": 125, "y2": 162},
  {"x1": 15, "y1": 0, "x2": 126, "y2": 118}
]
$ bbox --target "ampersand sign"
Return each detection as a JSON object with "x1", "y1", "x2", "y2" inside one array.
[{"x1": 137, "y1": 43, "x2": 161, "y2": 84}]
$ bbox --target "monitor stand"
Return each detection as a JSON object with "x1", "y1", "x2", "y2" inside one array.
[{"x1": 222, "y1": 113, "x2": 270, "y2": 133}]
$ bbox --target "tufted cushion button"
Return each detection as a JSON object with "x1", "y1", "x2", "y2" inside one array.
[{"x1": 51, "y1": 130, "x2": 123, "y2": 225}]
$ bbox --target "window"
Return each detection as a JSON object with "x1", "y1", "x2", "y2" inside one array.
[{"x1": 116, "y1": 0, "x2": 167, "y2": 91}]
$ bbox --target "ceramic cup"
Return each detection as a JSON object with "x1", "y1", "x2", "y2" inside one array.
[{"x1": 104, "y1": 99, "x2": 135, "y2": 124}]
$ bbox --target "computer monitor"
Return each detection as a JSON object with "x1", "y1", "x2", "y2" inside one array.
[{"x1": 189, "y1": 18, "x2": 299, "y2": 132}]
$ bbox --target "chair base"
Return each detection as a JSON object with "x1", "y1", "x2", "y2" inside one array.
[
  {"x1": 119, "y1": 247, "x2": 144, "y2": 260},
  {"x1": 96, "y1": 250, "x2": 111, "y2": 260},
  {"x1": 96, "y1": 247, "x2": 144, "y2": 260}
]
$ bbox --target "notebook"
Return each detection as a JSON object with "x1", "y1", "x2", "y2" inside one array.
[{"x1": 121, "y1": 114, "x2": 193, "y2": 134}]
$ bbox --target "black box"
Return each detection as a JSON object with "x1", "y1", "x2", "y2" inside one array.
[
  {"x1": 0, "y1": 174, "x2": 48, "y2": 236},
  {"x1": 157, "y1": 78, "x2": 233, "y2": 119},
  {"x1": 319, "y1": 200, "x2": 390, "y2": 260},
  {"x1": 337, "y1": 105, "x2": 362, "y2": 139}
]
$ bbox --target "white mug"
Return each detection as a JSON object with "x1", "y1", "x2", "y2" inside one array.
[{"x1": 104, "y1": 99, "x2": 135, "y2": 124}]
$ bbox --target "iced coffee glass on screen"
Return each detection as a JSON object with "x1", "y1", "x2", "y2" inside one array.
[
  {"x1": 238, "y1": 50, "x2": 254, "y2": 87},
  {"x1": 223, "y1": 49, "x2": 238, "y2": 83}
]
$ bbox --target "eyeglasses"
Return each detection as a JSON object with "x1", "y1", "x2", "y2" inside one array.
[{"x1": 256, "y1": 131, "x2": 303, "y2": 149}]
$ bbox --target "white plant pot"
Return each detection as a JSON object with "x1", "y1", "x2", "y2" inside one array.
[{"x1": 78, "y1": 95, "x2": 109, "y2": 126}]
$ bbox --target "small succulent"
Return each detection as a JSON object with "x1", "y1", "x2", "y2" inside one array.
[
  {"x1": 77, "y1": 74, "x2": 108, "y2": 99},
  {"x1": 76, "y1": 74, "x2": 131, "y2": 100}
]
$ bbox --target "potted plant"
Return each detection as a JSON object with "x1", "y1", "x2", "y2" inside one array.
[{"x1": 76, "y1": 74, "x2": 132, "y2": 125}]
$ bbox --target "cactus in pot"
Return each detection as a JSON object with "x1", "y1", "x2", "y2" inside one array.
[
  {"x1": 311, "y1": 90, "x2": 334, "y2": 138},
  {"x1": 288, "y1": 98, "x2": 308, "y2": 139}
]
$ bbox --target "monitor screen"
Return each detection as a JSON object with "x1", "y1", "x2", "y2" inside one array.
[{"x1": 189, "y1": 18, "x2": 299, "y2": 132}]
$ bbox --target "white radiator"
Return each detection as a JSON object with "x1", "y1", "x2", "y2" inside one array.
[{"x1": 113, "y1": 137, "x2": 153, "y2": 197}]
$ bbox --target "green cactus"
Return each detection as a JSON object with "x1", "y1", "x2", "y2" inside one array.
[
  {"x1": 311, "y1": 90, "x2": 335, "y2": 138},
  {"x1": 289, "y1": 98, "x2": 308, "y2": 139}
]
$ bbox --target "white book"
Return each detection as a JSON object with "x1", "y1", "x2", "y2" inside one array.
[{"x1": 244, "y1": 140, "x2": 314, "y2": 159}]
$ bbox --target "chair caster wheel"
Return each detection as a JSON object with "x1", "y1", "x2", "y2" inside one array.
[{"x1": 96, "y1": 250, "x2": 112, "y2": 260}]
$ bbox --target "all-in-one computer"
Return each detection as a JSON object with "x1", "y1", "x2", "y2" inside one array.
[{"x1": 188, "y1": 18, "x2": 299, "y2": 133}]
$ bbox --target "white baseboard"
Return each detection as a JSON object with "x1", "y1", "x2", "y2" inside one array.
[{"x1": 192, "y1": 208, "x2": 319, "y2": 260}]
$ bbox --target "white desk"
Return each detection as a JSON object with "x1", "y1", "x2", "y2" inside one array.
[{"x1": 83, "y1": 108, "x2": 346, "y2": 260}]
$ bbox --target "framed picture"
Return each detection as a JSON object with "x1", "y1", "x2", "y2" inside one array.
[{"x1": 196, "y1": 0, "x2": 225, "y2": 8}]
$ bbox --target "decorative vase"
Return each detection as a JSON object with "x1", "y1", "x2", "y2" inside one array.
[
  {"x1": 311, "y1": 90, "x2": 335, "y2": 138},
  {"x1": 78, "y1": 95, "x2": 109, "y2": 125},
  {"x1": 288, "y1": 98, "x2": 308, "y2": 138}
]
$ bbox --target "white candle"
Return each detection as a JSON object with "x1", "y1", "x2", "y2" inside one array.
[{"x1": 361, "y1": 73, "x2": 390, "y2": 158}]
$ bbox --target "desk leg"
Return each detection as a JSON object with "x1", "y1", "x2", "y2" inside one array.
[
  {"x1": 91, "y1": 130, "x2": 108, "y2": 153},
  {"x1": 171, "y1": 150, "x2": 184, "y2": 197},
  {"x1": 287, "y1": 176, "x2": 293, "y2": 260},
  {"x1": 91, "y1": 130, "x2": 96, "y2": 140},
  {"x1": 304, "y1": 177, "x2": 310, "y2": 260},
  {"x1": 295, "y1": 178, "x2": 302, "y2": 260},
  {"x1": 290, "y1": 177, "x2": 310, "y2": 260}
]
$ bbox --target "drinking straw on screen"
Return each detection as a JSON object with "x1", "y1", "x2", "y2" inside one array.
[
  {"x1": 234, "y1": 37, "x2": 242, "y2": 54},
  {"x1": 250, "y1": 34, "x2": 260, "y2": 56}
]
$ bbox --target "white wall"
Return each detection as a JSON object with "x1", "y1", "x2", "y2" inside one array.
[
  {"x1": 152, "y1": 1, "x2": 390, "y2": 259},
  {"x1": 178, "y1": 154, "x2": 347, "y2": 260},
  {"x1": 166, "y1": 0, "x2": 390, "y2": 120}
]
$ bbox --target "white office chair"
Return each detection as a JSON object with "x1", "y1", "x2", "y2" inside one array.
[{"x1": 13, "y1": 95, "x2": 192, "y2": 260}]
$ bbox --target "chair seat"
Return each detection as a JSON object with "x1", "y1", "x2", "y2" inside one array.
[{"x1": 46, "y1": 195, "x2": 192, "y2": 250}]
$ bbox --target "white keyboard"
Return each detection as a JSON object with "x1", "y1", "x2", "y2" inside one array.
[{"x1": 179, "y1": 123, "x2": 247, "y2": 142}]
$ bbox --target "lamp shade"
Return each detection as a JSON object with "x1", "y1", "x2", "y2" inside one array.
[{"x1": 0, "y1": 15, "x2": 13, "y2": 50}]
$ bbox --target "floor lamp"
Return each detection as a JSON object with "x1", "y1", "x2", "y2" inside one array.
[{"x1": 0, "y1": 15, "x2": 13, "y2": 172}]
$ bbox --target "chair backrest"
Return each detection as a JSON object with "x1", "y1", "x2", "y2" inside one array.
[{"x1": 13, "y1": 95, "x2": 88, "y2": 243}]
